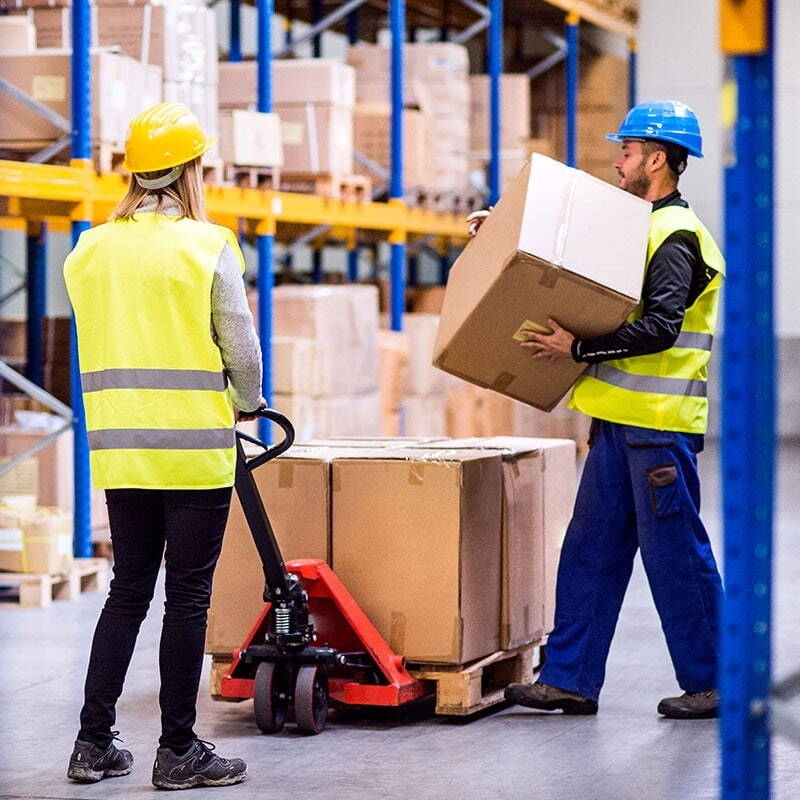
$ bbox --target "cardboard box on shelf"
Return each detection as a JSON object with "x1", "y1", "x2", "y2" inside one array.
[
  {"x1": 428, "y1": 154, "x2": 470, "y2": 193},
  {"x1": 315, "y1": 392, "x2": 381, "y2": 439},
  {"x1": 272, "y1": 393, "x2": 316, "y2": 442},
  {"x1": 276, "y1": 104, "x2": 353, "y2": 176},
  {"x1": 526, "y1": 138, "x2": 557, "y2": 159},
  {"x1": 219, "y1": 59, "x2": 355, "y2": 110},
  {"x1": 272, "y1": 337, "x2": 316, "y2": 396},
  {"x1": 409, "y1": 286, "x2": 446, "y2": 314},
  {"x1": 331, "y1": 447, "x2": 503, "y2": 663},
  {"x1": 0, "y1": 317, "x2": 26, "y2": 358},
  {"x1": 0, "y1": 425, "x2": 73, "y2": 511},
  {"x1": 347, "y1": 43, "x2": 469, "y2": 87},
  {"x1": 0, "y1": 15, "x2": 35, "y2": 51},
  {"x1": 207, "y1": 445, "x2": 338, "y2": 655},
  {"x1": 0, "y1": 456, "x2": 38, "y2": 509},
  {"x1": 273, "y1": 286, "x2": 379, "y2": 397},
  {"x1": 540, "y1": 109, "x2": 622, "y2": 166},
  {"x1": 218, "y1": 110, "x2": 283, "y2": 168},
  {"x1": 33, "y1": 3, "x2": 217, "y2": 85},
  {"x1": 402, "y1": 394, "x2": 447, "y2": 438},
  {"x1": 354, "y1": 105, "x2": 429, "y2": 189},
  {"x1": 433, "y1": 154, "x2": 650, "y2": 411},
  {"x1": 430, "y1": 437, "x2": 576, "y2": 645},
  {"x1": 469, "y1": 74, "x2": 531, "y2": 152},
  {"x1": 533, "y1": 53, "x2": 628, "y2": 115},
  {"x1": 41, "y1": 316, "x2": 70, "y2": 364},
  {"x1": 0, "y1": 50, "x2": 161, "y2": 149},
  {"x1": 356, "y1": 76, "x2": 470, "y2": 120},
  {"x1": 0, "y1": 505, "x2": 73, "y2": 575}
]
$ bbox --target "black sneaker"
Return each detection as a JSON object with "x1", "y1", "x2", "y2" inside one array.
[
  {"x1": 67, "y1": 734, "x2": 133, "y2": 783},
  {"x1": 152, "y1": 739, "x2": 247, "y2": 790},
  {"x1": 504, "y1": 680, "x2": 599, "y2": 715}
]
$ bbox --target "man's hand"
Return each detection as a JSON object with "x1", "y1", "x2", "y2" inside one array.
[
  {"x1": 237, "y1": 399, "x2": 267, "y2": 422},
  {"x1": 519, "y1": 318, "x2": 576, "y2": 363},
  {"x1": 466, "y1": 206, "x2": 493, "y2": 237}
]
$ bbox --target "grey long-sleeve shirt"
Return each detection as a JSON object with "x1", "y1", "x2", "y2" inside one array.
[{"x1": 135, "y1": 199, "x2": 263, "y2": 412}]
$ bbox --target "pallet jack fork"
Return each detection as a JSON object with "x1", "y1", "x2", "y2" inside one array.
[{"x1": 220, "y1": 409, "x2": 425, "y2": 734}]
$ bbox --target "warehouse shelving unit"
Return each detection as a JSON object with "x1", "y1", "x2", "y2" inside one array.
[{"x1": 0, "y1": 0, "x2": 638, "y2": 562}]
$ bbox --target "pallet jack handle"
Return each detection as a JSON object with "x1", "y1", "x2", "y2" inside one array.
[{"x1": 235, "y1": 408, "x2": 295, "y2": 470}]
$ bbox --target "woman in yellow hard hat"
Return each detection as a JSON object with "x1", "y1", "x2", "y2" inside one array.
[{"x1": 64, "y1": 103, "x2": 262, "y2": 790}]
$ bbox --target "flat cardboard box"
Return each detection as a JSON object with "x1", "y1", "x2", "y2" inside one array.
[
  {"x1": 276, "y1": 103, "x2": 353, "y2": 176},
  {"x1": 273, "y1": 286, "x2": 379, "y2": 397},
  {"x1": 402, "y1": 394, "x2": 447, "y2": 438},
  {"x1": 432, "y1": 437, "x2": 576, "y2": 645},
  {"x1": 33, "y1": 3, "x2": 217, "y2": 85},
  {"x1": 354, "y1": 105, "x2": 429, "y2": 188},
  {"x1": 0, "y1": 50, "x2": 161, "y2": 148},
  {"x1": 331, "y1": 448, "x2": 503, "y2": 663},
  {"x1": 469, "y1": 74, "x2": 531, "y2": 152},
  {"x1": 433, "y1": 154, "x2": 650, "y2": 411},
  {"x1": 0, "y1": 505, "x2": 72, "y2": 575},
  {"x1": 218, "y1": 110, "x2": 282, "y2": 167},
  {"x1": 206, "y1": 445, "x2": 337, "y2": 655},
  {"x1": 219, "y1": 59, "x2": 355, "y2": 109},
  {"x1": 0, "y1": 16, "x2": 35, "y2": 51}
]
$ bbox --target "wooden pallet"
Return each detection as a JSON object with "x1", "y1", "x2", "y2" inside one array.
[
  {"x1": 281, "y1": 173, "x2": 372, "y2": 202},
  {"x1": 223, "y1": 165, "x2": 280, "y2": 190},
  {"x1": 409, "y1": 641, "x2": 540, "y2": 717},
  {"x1": 0, "y1": 557, "x2": 110, "y2": 609},
  {"x1": 406, "y1": 187, "x2": 484, "y2": 215},
  {"x1": 209, "y1": 654, "x2": 246, "y2": 702}
]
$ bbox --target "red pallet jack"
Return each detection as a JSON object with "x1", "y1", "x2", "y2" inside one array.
[{"x1": 219, "y1": 409, "x2": 426, "y2": 734}]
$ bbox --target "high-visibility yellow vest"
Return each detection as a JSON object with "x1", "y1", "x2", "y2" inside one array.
[
  {"x1": 569, "y1": 204, "x2": 726, "y2": 434},
  {"x1": 64, "y1": 213, "x2": 246, "y2": 490}
]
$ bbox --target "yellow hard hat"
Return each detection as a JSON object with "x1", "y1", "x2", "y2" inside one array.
[{"x1": 122, "y1": 102, "x2": 217, "y2": 173}]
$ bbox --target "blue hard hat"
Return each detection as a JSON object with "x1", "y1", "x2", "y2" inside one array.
[{"x1": 606, "y1": 100, "x2": 703, "y2": 158}]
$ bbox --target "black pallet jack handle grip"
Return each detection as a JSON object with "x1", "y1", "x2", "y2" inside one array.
[{"x1": 236, "y1": 408, "x2": 295, "y2": 470}]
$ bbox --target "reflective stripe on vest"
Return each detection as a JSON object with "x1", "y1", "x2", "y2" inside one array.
[
  {"x1": 64, "y1": 214, "x2": 246, "y2": 490},
  {"x1": 569, "y1": 204, "x2": 725, "y2": 435},
  {"x1": 88, "y1": 428, "x2": 235, "y2": 451},
  {"x1": 82, "y1": 368, "x2": 227, "y2": 393},
  {"x1": 585, "y1": 364, "x2": 708, "y2": 398}
]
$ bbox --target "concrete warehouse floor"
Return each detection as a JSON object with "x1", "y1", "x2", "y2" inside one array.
[{"x1": 1, "y1": 443, "x2": 800, "y2": 800}]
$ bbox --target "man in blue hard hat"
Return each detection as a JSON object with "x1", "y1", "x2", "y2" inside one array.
[{"x1": 471, "y1": 101, "x2": 725, "y2": 719}]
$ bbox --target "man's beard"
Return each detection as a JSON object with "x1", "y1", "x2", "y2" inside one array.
[{"x1": 624, "y1": 168, "x2": 651, "y2": 199}]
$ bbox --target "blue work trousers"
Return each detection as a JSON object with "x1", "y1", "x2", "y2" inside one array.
[{"x1": 539, "y1": 419, "x2": 722, "y2": 701}]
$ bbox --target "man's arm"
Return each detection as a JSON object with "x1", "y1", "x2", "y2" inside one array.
[{"x1": 572, "y1": 230, "x2": 705, "y2": 364}]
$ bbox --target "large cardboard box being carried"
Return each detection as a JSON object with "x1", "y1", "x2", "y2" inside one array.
[
  {"x1": 206, "y1": 445, "x2": 338, "y2": 655},
  {"x1": 332, "y1": 448, "x2": 503, "y2": 663},
  {"x1": 440, "y1": 437, "x2": 577, "y2": 645},
  {"x1": 433, "y1": 154, "x2": 650, "y2": 411}
]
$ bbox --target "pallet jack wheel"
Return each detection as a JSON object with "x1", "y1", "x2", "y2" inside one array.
[
  {"x1": 294, "y1": 665, "x2": 329, "y2": 735},
  {"x1": 253, "y1": 662, "x2": 288, "y2": 734}
]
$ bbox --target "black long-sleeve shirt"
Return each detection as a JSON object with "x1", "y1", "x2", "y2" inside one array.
[{"x1": 572, "y1": 190, "x2": 718, "y2": 364}]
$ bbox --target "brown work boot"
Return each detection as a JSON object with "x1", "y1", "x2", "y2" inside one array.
[
  {"x1": 504, "y1": 681, "x2": 598, "y2": 715},
  {"x1": 658, "y1": 689, "x2": 719, "y2": 719}
]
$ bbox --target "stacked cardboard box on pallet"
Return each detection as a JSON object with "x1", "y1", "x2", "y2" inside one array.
[
  {"x1": 219, "y1": 59, "x2": 355, "y2": 177},
  {"x1": 468, "y1": 74, "x2": 531, "y2": 193},
  {"x1": 207, "y1": 436, "x2": 577, "y2": 663},
  {"x1": 347, "y1": 43, "x2": 471, "y2": 194},
  {"x1": 266, "y1": 285, "x2": 380, "y2": 440},
  {"x1": 533, "y1": 53, "x2": 629, "y2": 184}
]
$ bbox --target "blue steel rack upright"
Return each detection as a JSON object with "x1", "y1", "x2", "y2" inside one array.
[
  {"x1": 70, "y1": 0, "x2": 92, "y2": 558},
  {"x1": 720, "y1": 0, "x2": 775, "y2": 797}
]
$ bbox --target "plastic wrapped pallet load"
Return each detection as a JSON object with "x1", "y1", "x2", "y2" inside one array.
[{"x1": 0, "y1": 505, "x2": 73, "y2": 575}]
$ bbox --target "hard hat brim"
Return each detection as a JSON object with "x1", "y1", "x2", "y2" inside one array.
[
  {"x1": 605, "y1": 132, "x2": 703, "y2": 158},
  {"x1": 122, "y1": 137, "x2": 218, "y2": 174}
]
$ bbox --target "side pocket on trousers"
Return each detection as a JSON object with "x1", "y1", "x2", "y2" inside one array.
[{"x1": 646, "y1": 463, "x2": 681, "y2": 517}]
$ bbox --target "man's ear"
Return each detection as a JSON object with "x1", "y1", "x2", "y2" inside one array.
[{"x1": 646, "y1": 148, "x2": 668, "y2": 174}]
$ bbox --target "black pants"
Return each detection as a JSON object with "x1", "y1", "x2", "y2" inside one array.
[{"x1": 78, "y1": 487, "x2": 232, "y2": 751}]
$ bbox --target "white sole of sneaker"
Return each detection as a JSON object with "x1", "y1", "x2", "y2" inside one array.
[
  {"x1": 152, "y1": 770, "x2": 247, "y2": 790},
  {"x1": 68, "y1": 765, "x2": 132, "y2": 783}
]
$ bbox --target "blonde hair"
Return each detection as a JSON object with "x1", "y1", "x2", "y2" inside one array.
[{"x1": 111, "y1": 157, "x2": 208, "y2": 222}]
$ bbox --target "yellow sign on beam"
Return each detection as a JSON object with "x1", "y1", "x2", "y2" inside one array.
[{"x1": 720, "y1": 0, "x2": 767, "y2": 55}]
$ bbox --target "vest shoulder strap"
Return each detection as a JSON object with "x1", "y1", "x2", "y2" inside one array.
[{"x1": 648, "y1": 204, "x2": 726, "y2": 278}]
